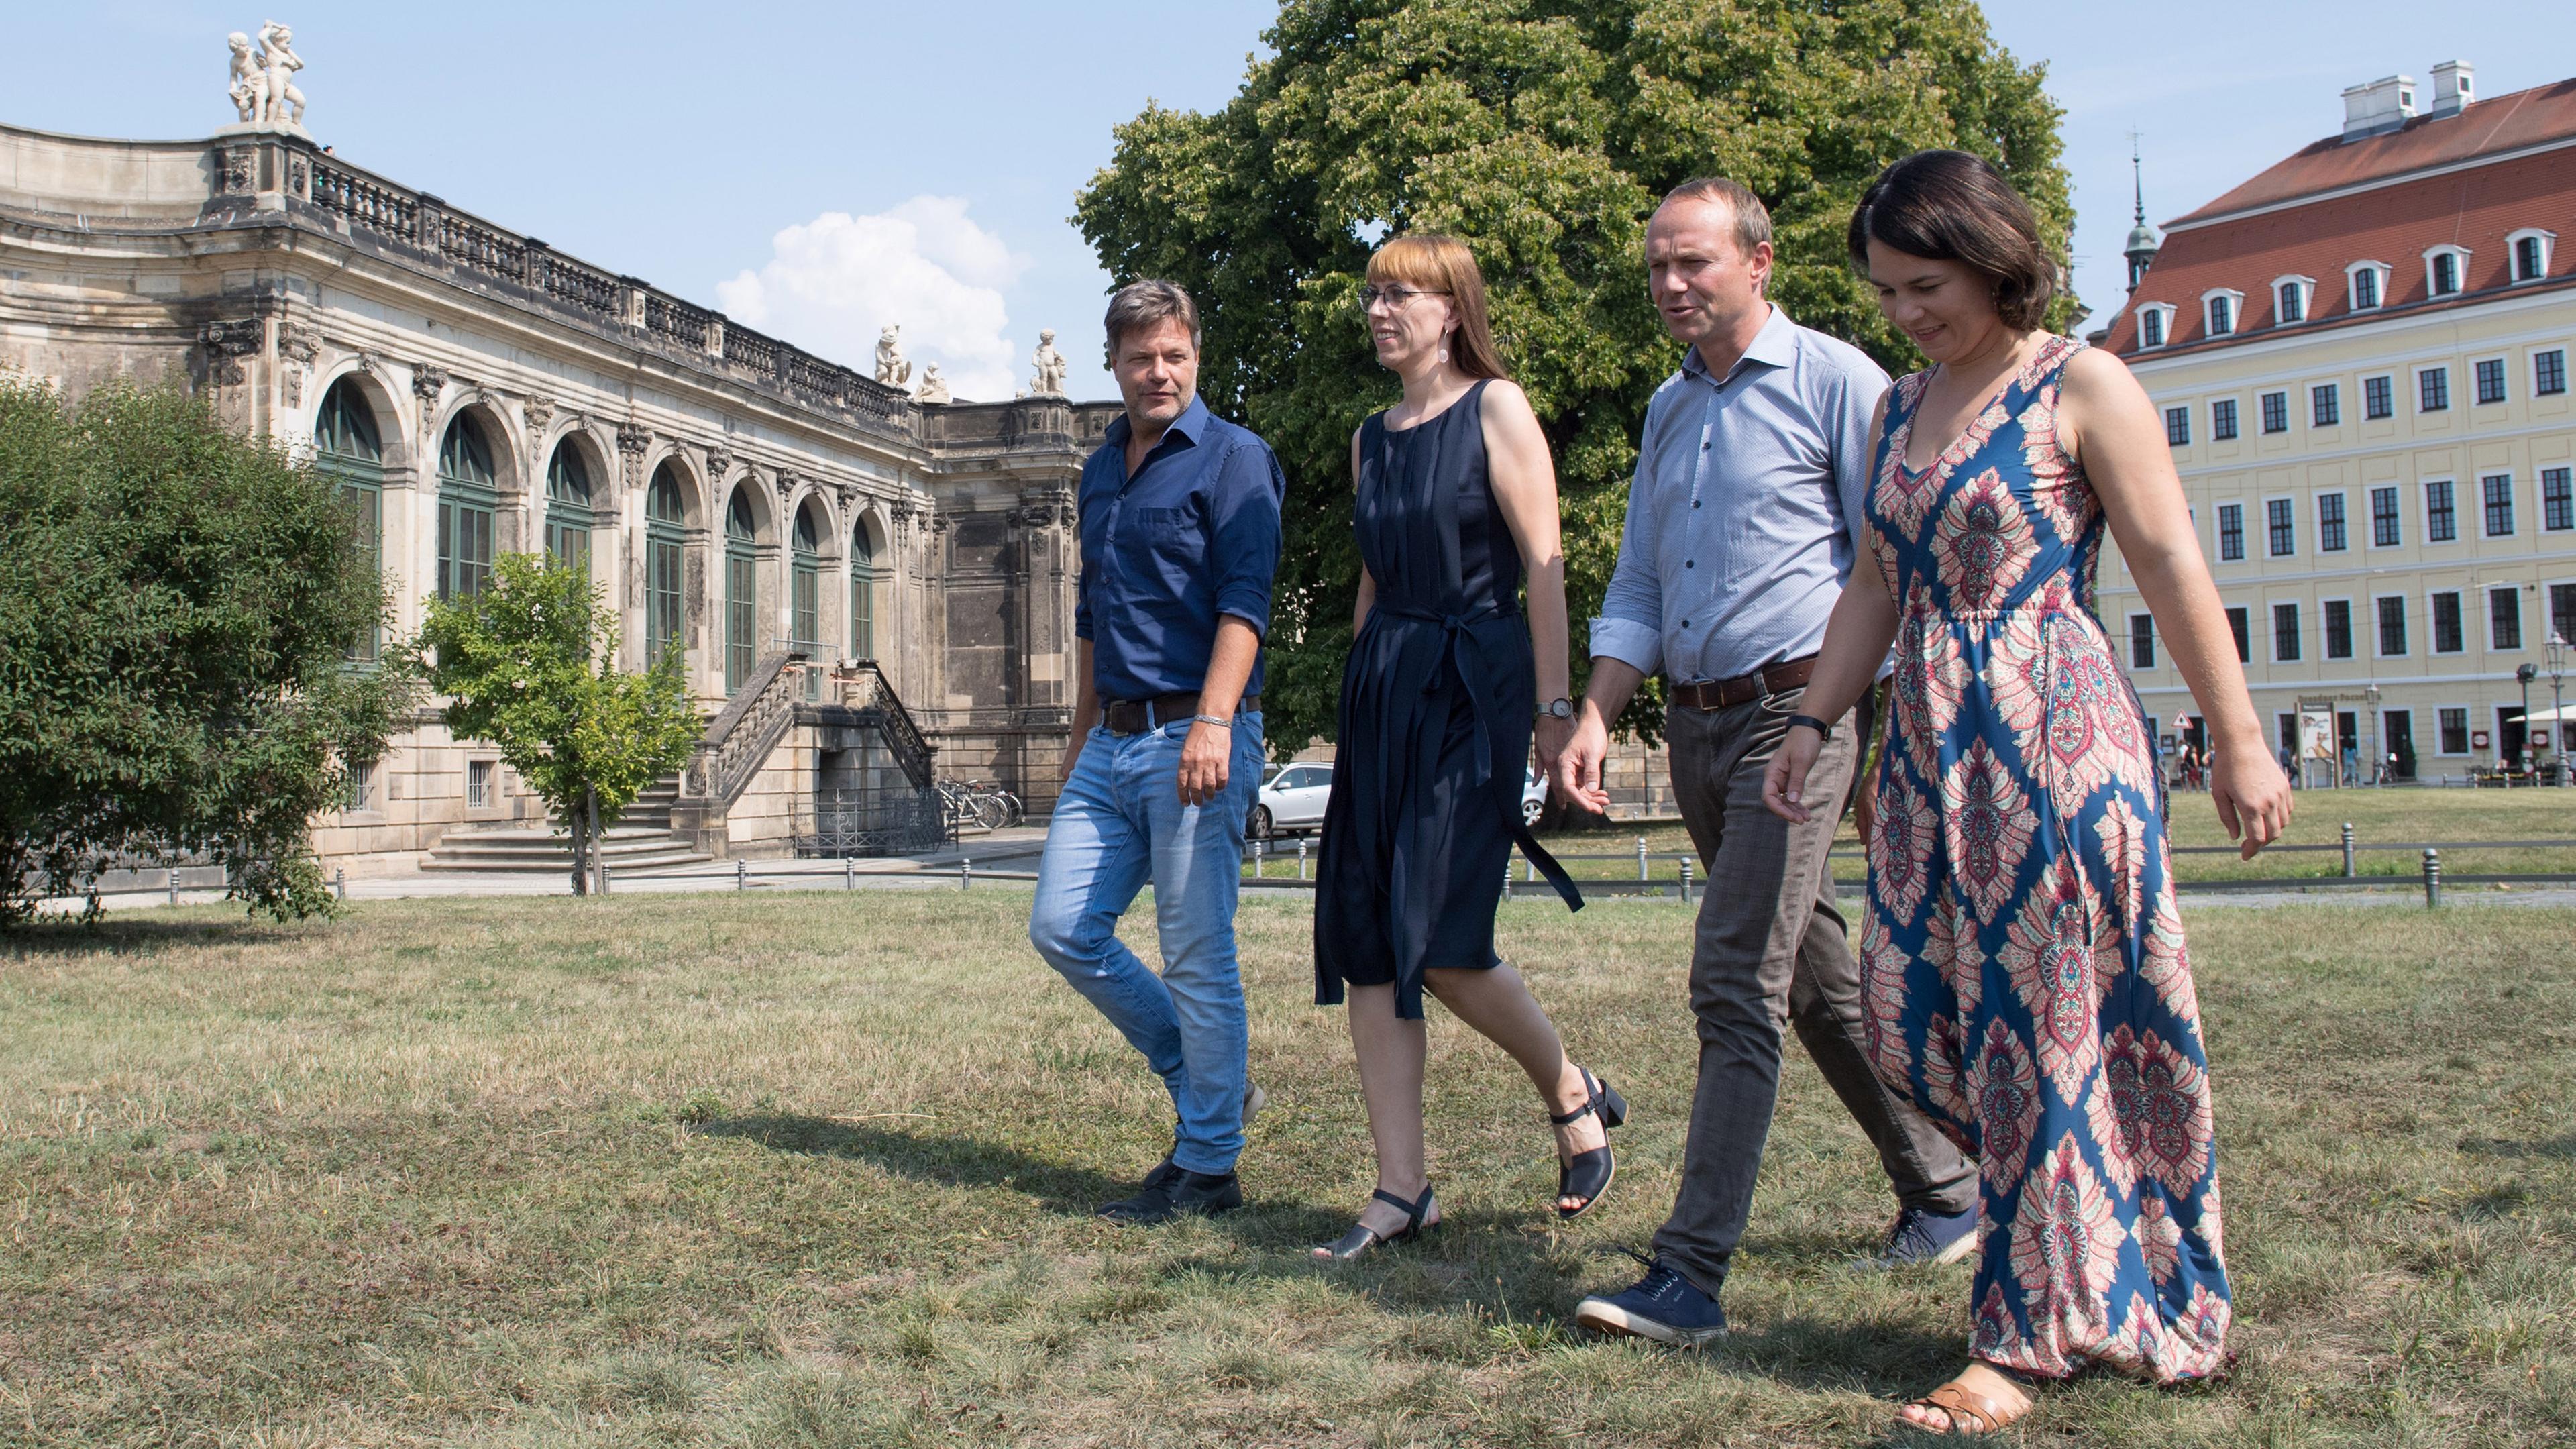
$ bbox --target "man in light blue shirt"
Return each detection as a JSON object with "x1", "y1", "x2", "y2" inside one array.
[{"x1": 1562, "y1": 178, "x2": 1976, "y2": 1348}]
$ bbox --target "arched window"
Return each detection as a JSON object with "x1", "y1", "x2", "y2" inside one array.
[
  {"x1": 545, "y1": 441, "x2": 594, "y2": 567},
  {"x1": 315, "y1": 378, "x2": 384, "y2": 661},
  {"x1": 645, "y1": 462, "x2": 687, "y2": 669},
  {"x1": 724, "y1": 486, "x2": 758, "y2": 693},
  {"x1": 436, "y1": 414, "x2": 498, "y2": 600},
  {"x1": 850, "y1": 518, "x2": 881, "y2": 660},
  {"x1": 792, "y1": 500, "x2": 824, "y2": 699}
]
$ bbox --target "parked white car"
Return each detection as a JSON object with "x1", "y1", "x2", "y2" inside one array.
[
  {"x1": 1249, "y1": 761, "x2": 1334, "y2": 839},
  {"x1": 1250, "y1": 761, "x2": 1548, "y2": 838}
]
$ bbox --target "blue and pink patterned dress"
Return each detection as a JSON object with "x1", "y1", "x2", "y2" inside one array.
[{"x1": 1861, "y1": 337, "x2": 2229, "y2": 1383}]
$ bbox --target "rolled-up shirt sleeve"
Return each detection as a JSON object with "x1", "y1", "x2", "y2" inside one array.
[
  {"x1": 1208, "y1": 437, "x2": 1285, "y2": 636},
  {"x1": 1588, "y1": 414, "x2": 1666, "y2": 678}
]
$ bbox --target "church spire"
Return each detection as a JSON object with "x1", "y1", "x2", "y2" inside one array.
[{"x1": 2123, "y1": 136, "x2": 2161, "y2": 293}]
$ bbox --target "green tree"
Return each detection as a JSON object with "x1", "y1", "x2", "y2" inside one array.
[
  {"x1": 1076, "y1": 0, "x2": 2073, "y2": 750},
  {"x1": 0, "y1": 377, "x2": 413, "y2": 926},
  {"x1": 411, "y1": 554, "x2": 702, "y2": 894}
]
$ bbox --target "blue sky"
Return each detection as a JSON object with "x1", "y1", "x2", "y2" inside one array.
[{"x1": 19, "y1": 3, "x2": 2575, "y2": 402}]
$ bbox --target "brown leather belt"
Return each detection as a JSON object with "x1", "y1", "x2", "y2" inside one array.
[
  {"x1": 1670, "y1": 655, "x2": 1817, "y2": 712},
  {"x1": 1101, "y1": 692, "x2": 1260, "y2": 736}
]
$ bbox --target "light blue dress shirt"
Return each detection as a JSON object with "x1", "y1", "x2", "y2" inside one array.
[{"x1": 1589, "y1": 305, "x2": 1890, "y2": 684}]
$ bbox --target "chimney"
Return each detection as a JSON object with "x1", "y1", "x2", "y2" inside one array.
[
  {"x1": 2430, "y1": 60, "x2": 2475, "y2": 117},
  {"x1": 2341, "y1": 74, "x2": 2418, "y2": 140}
]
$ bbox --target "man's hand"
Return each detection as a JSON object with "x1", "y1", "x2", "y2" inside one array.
[
  {"x1": 1556, "y1": 704, "x2": 1613, "y2": 816},
  {"x1": 1177, "y1": 720, "x2": 1231, "y2": 806}
]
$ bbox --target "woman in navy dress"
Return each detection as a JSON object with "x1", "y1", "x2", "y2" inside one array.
[{"x1": 1311, "y1": 235, "x2": 1607, "y2": 1259}]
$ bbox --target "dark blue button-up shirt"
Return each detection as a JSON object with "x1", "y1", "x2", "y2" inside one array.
[{"x1": 1075, "y1": 394, "x2": 1286, "y2": 702}]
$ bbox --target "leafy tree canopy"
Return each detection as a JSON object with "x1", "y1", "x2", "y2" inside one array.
[
  {"x1": 0, "y1": 378, "x2": 412, "y2": 925},
  {"x1": 1076, "y1": 0, "x2": 2072, "y2": 749},
  {"x1": 409, "y1": 554, "x2": 702, "y2": 893}
]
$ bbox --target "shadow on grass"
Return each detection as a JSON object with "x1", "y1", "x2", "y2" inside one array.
[
  {"x1": 0, "y1": 915, "x2": 315, "y2": 958},
  {"x1": 2459, "y1": 1134, "x2": 2576, "y2": 1160},
  {"x1": 699, "y1": 1112, "x2": 1583, "y2": 1278}
]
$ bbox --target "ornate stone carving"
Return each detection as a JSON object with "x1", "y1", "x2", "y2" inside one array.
[
  {"x1": 773, "y1": 471, "x2": 798, "y2": 506},
  {"x1": 412, "y1": 364, "x2": 449, "y2": 402},
  {"x1": 616, "y1": 423, "x2": 651, "y2": 458},
  {"x1": 1028, "y1": 329, "x2": 1069, "y2": 397},
  {"x1": 353, "y1": 350, "x2": 380, "y2": 378},
  {"x1": 274, "y1": 323, "x2": 317, "y2": 407},
  {"x1": 914, "y1": 362, "x2": 951, "y2": 404},
  {"x1": 704, "y1": 446, "x2": 731, "y2": 483},
  {"x1": 216, "y1": 144, "x2": 255, "y2": 195},
  {"x1": 524, "y1": 395, "x2": 555, "y2": 431},
  {"x1": 873, "y1": 325, "x2": 911, "y2": 388},
  {"x1": 200, "y1": 319, "x2": 262, "y2": 385}
]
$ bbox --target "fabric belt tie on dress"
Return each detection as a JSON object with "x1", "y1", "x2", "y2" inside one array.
[{"x1": 1379, "y1": 604, "x2": 1585, "y2": 913}]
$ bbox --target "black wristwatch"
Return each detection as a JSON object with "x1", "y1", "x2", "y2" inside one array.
[
  {"x1": 1540, "y1": 697, "x2": 1576, "y2": 720},
  {"x1": 1786, "y1": 712, "x2": 1835, "y2": 741}
]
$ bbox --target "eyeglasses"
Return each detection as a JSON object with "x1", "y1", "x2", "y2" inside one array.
[{"x1": 1357, "y1": 286, "x2": 1450, "y2": 309}]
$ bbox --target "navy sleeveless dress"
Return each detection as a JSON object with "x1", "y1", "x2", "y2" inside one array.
[{"x1": 1315, "y1": 381, "x2": 1580, "y2": 1020}]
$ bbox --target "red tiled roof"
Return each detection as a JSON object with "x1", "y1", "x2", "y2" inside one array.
[
  {"x1": 2174, "y1": 77, "x2": 2576, "y2": 225},
  {"x1": 2104, "y1": 87, "x2": 2576, "y2": 357}
]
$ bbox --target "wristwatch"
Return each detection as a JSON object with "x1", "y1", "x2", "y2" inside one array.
[
  {"x1": 1786, "y1": 712, "x2": 1835, "y2": 741},
  {"x1": 1540, "y1": 697, "x2": 1576, "y2": 720}
]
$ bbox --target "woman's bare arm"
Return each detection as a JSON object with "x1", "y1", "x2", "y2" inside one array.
[{"x1": 2059, "y1": 347, "x2": 2288, "y2": 857}]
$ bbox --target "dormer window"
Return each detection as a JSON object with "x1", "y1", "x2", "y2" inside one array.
[
  {"x1": 2508, "y1": 229, "x2": 2555, "y2": 283},
  {"x1": 2136, "y1": 303, "x2": 2174, "y2": 349},
  {"x1": 2348, "y1": 260, "x2": 2389, "y2": 311},
  {"x1": 2203, "y1": 289, "x2": 2243, "y2": 338},
  {"x1": 2273, "y1": 275, "x2": 2315, "y2": 325},
  {"x1": 2424, "y1": 244, "x2": 2470, "y2": 297}
]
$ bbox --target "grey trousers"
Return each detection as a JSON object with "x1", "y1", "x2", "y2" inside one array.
[{"x1": 1647, "y1": 685, "x2": 1978, "y2": 1299}]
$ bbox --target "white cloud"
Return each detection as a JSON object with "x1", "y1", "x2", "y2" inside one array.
[{"x1": 715, "y1": 196, "x2": 1028, "y2": 401}]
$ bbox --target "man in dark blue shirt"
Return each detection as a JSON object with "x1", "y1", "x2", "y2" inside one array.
[{"x1": 1029, "y1": 280, "x2": 1285, "y2": 1224}]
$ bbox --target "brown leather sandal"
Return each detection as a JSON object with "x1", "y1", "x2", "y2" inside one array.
[{"x1": 1902, "y1": 1379, "x2": 2032, "y2": 1435}]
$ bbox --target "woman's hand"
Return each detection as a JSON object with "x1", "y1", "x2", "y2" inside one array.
[
  {"x1": 2209, "y1": 740, "x2": 2293, "y2": 860},
  {"x1": 1762, "y1": 724, "x2": 1826, "y2": 824}
]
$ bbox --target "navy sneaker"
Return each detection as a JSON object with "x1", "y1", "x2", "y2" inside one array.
[
  {"x1": 1874, "y1": 1202, "x2": 1978, "y2": 1268},
  {"x1": 1572, "y1": 1256, "x2": 1728, "y2": 1347},
  {"x1": 1098, "y1": 1164, "x2": 1242, "y2": 1224}
]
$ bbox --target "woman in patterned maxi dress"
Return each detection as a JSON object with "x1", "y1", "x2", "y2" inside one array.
[{"x1": 1765, "y1": 152, "x2": 2290, "y2": 1434}]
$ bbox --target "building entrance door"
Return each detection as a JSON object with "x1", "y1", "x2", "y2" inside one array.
[{"x1": 2383, "y1": 710, "x2": 2415, "y2": 780}]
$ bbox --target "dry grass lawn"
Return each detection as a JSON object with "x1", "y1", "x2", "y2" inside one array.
[{"x1": 3, "y1": 888, "x2": 2572, "y2": 1446}]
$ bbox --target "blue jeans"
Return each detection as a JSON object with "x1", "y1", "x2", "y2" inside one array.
[{"x1": 1028, "y1": 713, "x2": 1264, "y2": 1175}]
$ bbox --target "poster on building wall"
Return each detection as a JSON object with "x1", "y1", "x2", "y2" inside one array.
[{"x1": 2300, "y1": 706, "x2": 2336, "y2": 761}]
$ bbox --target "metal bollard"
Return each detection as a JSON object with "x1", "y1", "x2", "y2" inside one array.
[
  {"x1": 1503, "y1": 855, "x2": 1515, "y2": 900},
  {"x1": 1298, "y1": 839, "x2": 1309, "y2": 880},
  {"x1": 333, "y1": 866, "x2": 346, "y2": 901},
  {"x1": 599, "y1": 861, "x2": 612, "y2": 896},
  {"x1": 2422, "y1": 847, "x2": 2441, "y2": 908},
  {"x1": 735, "y1": 859, "x2": 748, "y2": 892},
  {"x1": 1678, "y1": 857, "x2": 1693, "y2": 903},
  {"x1": 1254, "y1": 838, "x2": 1266, "y2": 879},
  {"x1": 2341, "y1": 822, "x2": 2355, "y2": 877},
  {"x1": 1636, "y1": 835, "x2": 1649, "y2": 881},
  {"x1": 961, "y1": 857, "x2": 972, "y2": 891},
  {"x1": 844, "y1": 857, "x2": 856, "y2": 892},
  {"x1": 168, "y1": 867, "x2": 180, "y2": 906}
]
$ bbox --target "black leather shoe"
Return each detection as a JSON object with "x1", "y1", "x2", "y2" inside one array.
[{"x1": 1098, "y1": 1165, "x2": 1242, "y2": 1224}]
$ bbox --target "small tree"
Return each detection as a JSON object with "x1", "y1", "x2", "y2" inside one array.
[
  {"x1": 411, "y1": 553, "x2": 702, "y2": 894},
  {"x1": 0, "y1": 377, "x2": 414, "y2": 926}
]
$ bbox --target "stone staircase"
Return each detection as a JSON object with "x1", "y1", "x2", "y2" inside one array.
[{"x1": 421, "y1": 773, "x2": 712, "y2": 873}]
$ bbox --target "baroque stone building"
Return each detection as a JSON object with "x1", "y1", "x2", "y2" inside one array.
[{"x1": 0, "y1": 117, "x2": 1116, "y2": 871}]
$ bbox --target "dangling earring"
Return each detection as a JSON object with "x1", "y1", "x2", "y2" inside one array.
[{"x1": 1438, "y1": 345, "x2": 1450, "y2": 365}]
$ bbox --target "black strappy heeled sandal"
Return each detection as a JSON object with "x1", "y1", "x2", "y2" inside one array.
[
  {"x1": 1551, "y1": 1066, "x2": 1627, "y2": 1221},
  {"x1": 1313, "y1": 1185, "x2": 1438, "y2": 1261}
]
